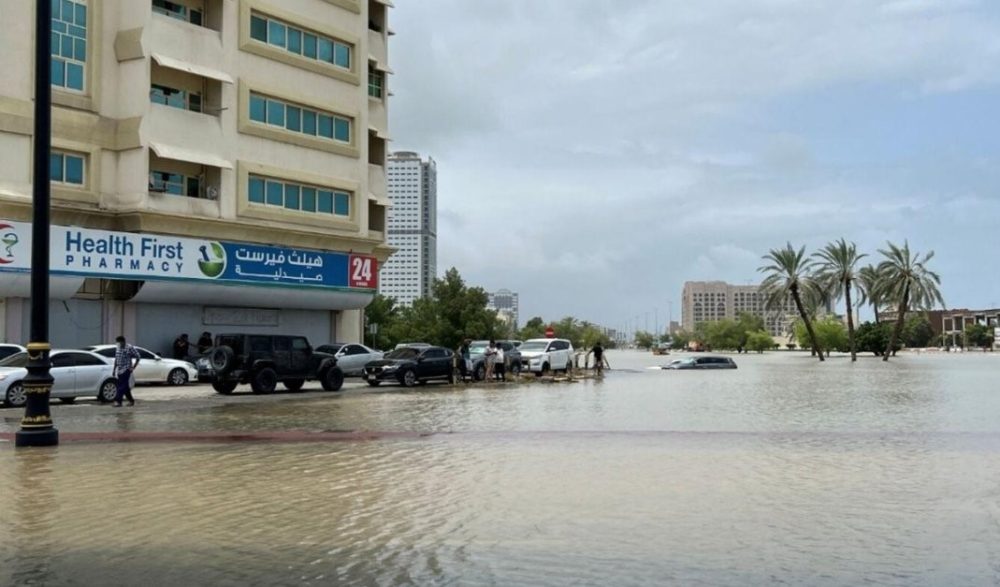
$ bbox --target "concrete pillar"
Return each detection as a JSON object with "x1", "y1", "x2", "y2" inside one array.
[
  {"x1": 103, "y1": 300, "x2": 124, "y2": 342},
  {"x1": 4, "y1": 298, "x2": 24, "y2": 343},
  {"x1": 340, "y1": 308, "x2": 363, "y2": 344},
  {"x1": 122, "y1": 302, "x2": 138, "y2": 341}
]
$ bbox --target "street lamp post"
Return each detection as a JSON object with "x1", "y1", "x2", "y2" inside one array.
[{"x1": 16, "y1": 0, "x2": 58, "y2": 448}]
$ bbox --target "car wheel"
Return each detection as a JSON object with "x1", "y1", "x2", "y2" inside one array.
[
  {"x1": 250, "y1": 368, "x2": 277, "y2": 394},
  {"x1": 367, "y1": 381, "x2": 381, "y2": 387},
  {"x1": 58, "y1": 397, "x2": 76, "y2": 404},
  {"x1": 168, "y1": 368, "x2": 189, "y2": 386},
  {"x1": 474, "y1": 364, "x2": 485, "y2": 381},
  {"x1": 5, "y1": 383, "x2": 27, "y2": 408},
  {"x1": 321, "y1": 368, "x2": 345, "y2": 392},
  {"x1": 98, "y1": 379, "x2": 118, "y2": 403},
  {"x1": 401, "y1": 369, "x2": 418, "y2": 388},
  {"x1": 212, "y1": 381, "x2": 238, "y2": 395},
  {"x1": 283, "y1": 379, "x2": 305, "y2": 392}
]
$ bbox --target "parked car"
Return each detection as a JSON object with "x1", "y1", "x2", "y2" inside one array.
[
  {"x1": 0, "y1": 349, "x2": 118, "y2": 407},
  {"x1": 198, "y1": 334, "x2": 344, "y2": 394},
  {"x1": 83, "y1": 345, "x2": 198, "y2": 386},
  {"x1": 0, "y1": 344, "x2": 26, "y2": 360},
  {"x1": 315, "y1": 343, "x2": 384, "y2": 376},
  {"x1": 467, "y1": 340, "x2": 523, "y2": 380},
  {"x1": 363, "y1": 345, "x2": 455, "y2": 388},
  {"x1": 394, "y1": 342, "x2": 431, "y2": 350},
  {"x1": 664, "y1": 356, "x2": 738, "y2": 370},
  {"x1": 518, "y1": 338, "x2": 575, "y2": 377}
]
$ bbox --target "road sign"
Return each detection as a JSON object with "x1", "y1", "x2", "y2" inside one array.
[{"x1": 545, "y1": 327, "x2": 555, "y2": 338}]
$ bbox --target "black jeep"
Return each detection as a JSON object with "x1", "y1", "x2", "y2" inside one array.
[{"x1": 200, "y1": 334, "x2": 344, "y2": 395}]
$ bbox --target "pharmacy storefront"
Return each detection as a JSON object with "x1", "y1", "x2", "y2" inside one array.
[{"x1": 0, "y1": 220, "x2": 378, "y2": 354}]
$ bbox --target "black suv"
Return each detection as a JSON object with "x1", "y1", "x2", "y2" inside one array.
[
  {"x1": 362, "y1": 345, "x2": 455, "y2": 387},
  {"x1": 200, "y1": 334, "x2": 344, "y2": 394}
]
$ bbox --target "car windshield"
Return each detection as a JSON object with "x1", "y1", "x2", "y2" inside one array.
[
  {"x1": 469, "y1": 342, "x2": 489, "y2": 354},
  {"x1": 519, "y1": 341, "x2": 549, "y2": 352},
  {"x1": 321, "y1": 344, "x2": 343, "y2": 353},
  {"x1": 385, "y1": 348, "x2": 420, "y2": 360},
  {"x1": 0, "y1": 352, "x2": 29, "y2": 368}
]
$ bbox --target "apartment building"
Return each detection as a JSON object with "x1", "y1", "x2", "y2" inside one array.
[
  {"x1": 0, "y1": 0, "x2": 392, "y2": 352},
  {"x1": 487, "y1": 289, "x2": 519, "y2": 328},
  {"x1": 379, "y1": 151, "x2": 437, "y2": 306},
  {"x1": 681, "y1": 281, "x2": 799, "y2": 338}
]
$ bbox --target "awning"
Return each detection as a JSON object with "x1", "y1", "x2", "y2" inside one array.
[
  {"x1": 369, "y1": 58, "x2": 394, "y2": 75},
  {"x1": 367, "y1": 126, "x2": 389, "y2": 140},
  {"x1": 132, "y1": 280, "x2": 374, "y2": 311},
  {"x1": 0, "y1": 273, "x2": 85, "y2": 299},
  {"x1": 151, "y1": 53, "x2": 234, "y2": 84},
  {"x1": 372, "y1": 0, "x2": 394, "y2": 6},
  {"x1": 368, "y1": 192, "x2": 390, "y2": 207},
  {"x1": 150, "y1": 142, "x2": 233, "y2": 169}
]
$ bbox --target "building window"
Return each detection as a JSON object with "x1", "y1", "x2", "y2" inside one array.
[
  {"x1": 152, "y1": 0, "x2": 203, "y2": 25},
  {"x1": 50, "y1": 150, "x2": 85, "y2": 186},
  {"x1": 149, "y1": 170, "x2": 201, "y2": 197},
  {"x1": 151, "y1": 84, "x2": 202, "y2": 112},
  {"x1": 368, "y1": 65, "x2": 384, "y2": 99},
  {"x1": 249, "y1": 12, "x2": 352, "y2": 70},
  {"x1": 248, "y1": 174, "x2": 350, "y2": 218},
  {"x1": 51, "y1": 0, "x2": 87, "y2": 92},
  {"x1": 248, "y1": 92, "x2": 352, "y2": 144}
]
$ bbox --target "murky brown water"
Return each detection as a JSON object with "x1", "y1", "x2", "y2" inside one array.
[{"x1": 2, "y1": 351, "x2": 1000, "y2": 586}]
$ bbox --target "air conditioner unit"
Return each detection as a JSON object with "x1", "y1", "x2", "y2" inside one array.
[{"x1": 205, "y1": 186, "x2": 219, "y2": 200}]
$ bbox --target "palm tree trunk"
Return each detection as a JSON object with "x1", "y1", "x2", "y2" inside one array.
[
  {"x1": 845, "y1": 280, "x2": 857, "y2": 362},
  {"x1": 883, "y1": 285, "x2": 910, "y2": 362},
  {"x1": 791, "y1": 285, "x2": 824, "y2": 362},
  {"x1": 873, "y1": 305, "x2": 880, "y2": 324}
]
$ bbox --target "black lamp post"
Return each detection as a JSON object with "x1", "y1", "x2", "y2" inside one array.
[{"x1": 16, "y1": 0, "x2": 58, "y2": 447}]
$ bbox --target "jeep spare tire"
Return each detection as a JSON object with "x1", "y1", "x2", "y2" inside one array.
[
  {"x1": 321, "y1": 368, "x2": 344, "y2": 392},
  {"x1": 210, "y1": 346, "x2": 236, "y2": 374}
]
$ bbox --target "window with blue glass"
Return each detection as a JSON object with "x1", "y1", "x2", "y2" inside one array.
[
  {"x1": 248, "y1": 12, "x2": 352, "y2": 71},
  {"x1": 51, "y1": 0, "x2": 87, "y2": 92},
  {"x1": 248, "y1": 174, "x2": 350, "y2": 218},
  {"x1": 149, "y1": 170, "x2": 201, "y2": 197},
  {"x1": 248, "y1": 92, "x2": 352, "y2": 144},
  {"x1": 50, "y1": 151, "x2": 86, "y2": 186}
]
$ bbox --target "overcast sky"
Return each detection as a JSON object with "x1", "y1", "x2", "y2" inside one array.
[{"x1": 388, "y1": 0, "x2": 1000, "y2": 332}]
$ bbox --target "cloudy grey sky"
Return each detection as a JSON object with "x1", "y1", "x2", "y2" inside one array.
[{"x1": 388, "y1": 0, "x2": 1000, "y2": 332}]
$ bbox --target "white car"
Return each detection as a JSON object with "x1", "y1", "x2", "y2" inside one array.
[
  {"x1": 0, "y1": 344, "x2": 26, "y2": 360},
  {"x1": 83, "y1": 345, "x2": 197, "y2": 386},
  {"x1": 315, "y1": 343, "x2": 384, "y2": 376},
  {"x1": 518, "y1": 338, "x2": 575, "y2": 376},
  {"x1": 0, "y1": 349, "x2": 118, "y2": 407}
]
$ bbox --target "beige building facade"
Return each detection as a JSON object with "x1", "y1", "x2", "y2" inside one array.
[
  {"x1": 0, "y1": 0, "x2": 392, "y2": 352},
  {"x1": 681, "y1": 281, "x2": 799, "y2": 338}
]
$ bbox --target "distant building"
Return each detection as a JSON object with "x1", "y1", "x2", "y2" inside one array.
[
  {"x1": 882, "y1": 308, "x2": 1000, "y2": 342},
  {"x1": 380, "y1": 151, "x2": 437, "y2": 306},
  {"x1": 681, "y1": 281, "x2": 800, "y2": 338},
  {"x1": 487, "y1": 289, "x2": 519, "y2": 328}
]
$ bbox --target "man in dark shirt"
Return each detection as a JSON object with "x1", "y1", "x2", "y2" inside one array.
[
  {"x1": 172, "y1": 333, "x2": 190, "y2": 360},
  {"x1": 591, "y1": 342, "x2": 605, "y2": 376},
  {"x1": 197, "y1": 332, "x2": 213, "y2": 354}
]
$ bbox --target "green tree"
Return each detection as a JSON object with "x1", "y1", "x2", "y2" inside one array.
[
  {"x1": 364, "y1": 294, "x2": 400, "y2": 350},
  {"x1": 813, "y1": 239, "x2": 866, "y2": 362},
  {"x1": 519, "y1": 317, "x2": 546, "y2": 341},
  {"x1": 745, "y1": 330, "x2": 775, "y2": 353},
  {"x1": 705, "y1": 319, "x2": 744, "y2": 350},
  {"x1": 855, "y1": 321, "x2": 891, "y2": 356},
  {"x1": 903, "y1": 314, "x2": 935, "y2": 348},
  {"x1": 634, "y1": 331, "x2": 655, "y2": 349},
  {"x1": 432, "y1": 268, "x2": 503, "y2": 350},
  {"x1": 670, "y1": 331, "x2": 692, "y2": 350},
  {"x1": 856, "y1": 264, "x2": 888, "y2": 324},
  {"x1": 877, "y1": 242, "x2": 945, "y2": 361},
  {"x1": 793, "y1": 316, "x2": 848, "y2": 357},
  {"x1": 966, "y1": 324, "x2": 994, "y2": 349},
  {"x1": 760, "y1": 243, "x2": 825, "y2": 361}
]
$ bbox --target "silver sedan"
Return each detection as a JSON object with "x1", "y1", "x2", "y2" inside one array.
[{"x1": 0, "y1": 349, "x2": 118, "y2": 408}]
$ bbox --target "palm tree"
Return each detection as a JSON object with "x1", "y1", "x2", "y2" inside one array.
[
  {"x1": 813, "y1": 239, "x2": 866, "y2": 362},
  {"x1": 855, "y1": 264, "x2": 886, "y2": 324},
  {"x1": 759, "y1": 243, "x2": 824, "y2": 361},
  {"x1": 876, "y1": 241, "x2": 945, "y2": 362}
]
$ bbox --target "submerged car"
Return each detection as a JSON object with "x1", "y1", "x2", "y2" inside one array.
[
  {"x1": 664, "y1": 356, "x2": 738, "y2": 370},
  {"x1": 363, "y1": 345, "x2": 455, "y2": 387},
  {"x1": 0, "y1": 349, "x2": 118, "y2": 407},
  {"x1": 84, "y1": 344, "x2": 198, "y2": 386}
]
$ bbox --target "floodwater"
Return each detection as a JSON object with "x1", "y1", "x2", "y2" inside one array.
[{"x1": 2, "y1": 351, "x2": 1000, "y2": 586}]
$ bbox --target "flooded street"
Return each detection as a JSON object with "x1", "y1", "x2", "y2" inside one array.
[{"x1": 2, "y1": 351, "x2": 1000, "y2": 586}]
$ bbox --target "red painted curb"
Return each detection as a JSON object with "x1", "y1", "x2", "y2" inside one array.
[{"x1": 0, "y1": 430, "x2": 435, "y2": 444}]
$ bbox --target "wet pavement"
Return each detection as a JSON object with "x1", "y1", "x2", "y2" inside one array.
[{"x1": 3, "y1": 351, "x2": 1000, "y2": 586}]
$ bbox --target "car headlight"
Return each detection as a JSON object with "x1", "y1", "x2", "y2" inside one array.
[
  {"x1": 197, "y1": 358, "x2": 210, "y2": 368},
  {"x1": 383, "y1": 365, "x2": 398, "y2": 372},
  {"x1": 0, "y1": 373, "x2": 8, "y2": 381},
  {"x1": 529, "y1": 358, "x2": 541, "y2": 364}
]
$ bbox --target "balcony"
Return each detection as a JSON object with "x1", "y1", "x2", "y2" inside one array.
[
  {"x1": 368, "y1": 29, "x2": 387, "y2": 67},
  {"x1": 146, "y1": 151, "x2": 224, "y2": 217},
  {"x1": 368, "y1": 162, "x2": 386, "y2": 196},
  {"x1": 146, "y1": 6, "x2": 225, "y2": 66}
]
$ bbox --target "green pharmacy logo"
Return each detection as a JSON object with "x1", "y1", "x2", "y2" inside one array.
[{"x1": 197, "y1": 242, "x2": 226, "y2": 278}]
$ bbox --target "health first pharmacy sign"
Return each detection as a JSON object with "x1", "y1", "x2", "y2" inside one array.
[{"x1": 0, "y1": 220, "x2": 378, "y2": 291}]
